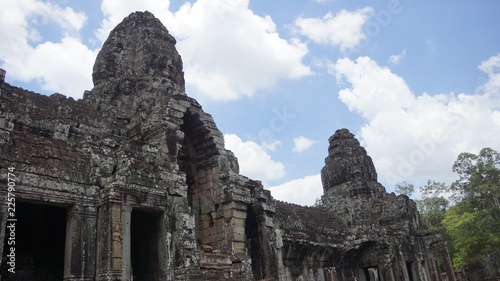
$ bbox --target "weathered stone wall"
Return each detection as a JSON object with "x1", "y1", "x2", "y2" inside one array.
[
  {"x1": 0, "y1": 12, "x2": 280, "y2": 281},
  {"x1": 0, "y1": 10, "x2": 465, "y2": 281},
  {"x1": 318, "y1": 128, "x2": 456, "y2": 281}
]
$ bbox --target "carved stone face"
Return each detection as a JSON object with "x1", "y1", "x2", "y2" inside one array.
[{"x1": 92, "y1": 11, "x2": 184, "y2": 90}]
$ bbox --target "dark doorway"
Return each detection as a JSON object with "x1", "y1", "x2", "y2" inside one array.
[
  {"x1": 1, "y1": 201, "x2": 66, "y2": 281},
  {"x1": 406, "y1": 261, "x2": 415, "y2": 281},
  {"x1": 131, "y1": 209, "x2": 159, "y2": 281},
  {"x1": 363, "y1": 266, "x2": 380, "y2": 281},
  {"x1": 179, "y1": 111, "x2": 201, "y2": 247},
  {"x1": 245, "y1": 206, "x2": 263, "y2": 279}
]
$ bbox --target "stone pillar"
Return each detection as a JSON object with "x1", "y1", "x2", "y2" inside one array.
[
  {"x1": 414, "y1": 254, "x2": 430, "y2": 281},
  {"x1": 394, "y1": 247, "x2": 411, "y2": 281},
  {"x1": 438, "y1": 242, "x2": 456, "y2": 281},
  {"x1": 256, "y1": 214, "x2": 280, "y2": 280},
  {"x1": 368, "y1": 267, "x2": 380, "y2": 281},
  {"x1": 426, "y1": 243, "x2": 441, "y2": 281},
  {"x1": 222, "y1": 201, "x2": 248, "y2": 254},
  {"x1": 382, "y1": 260, "x2": 396, "y2": 281},
  {"x1": 121, "y1": 205, "x2": 131, "y2": 281},
  {"x1": 96, "y1": 196, "x2": 123, "y2": 281},
  {"x1": 158, "y1": 211, "x2": 173, "y2": 280},
  {"x1": 413, "y1": 260, "x2": 426, "y2": 281},
  {"x1": 63, "y1": 204, "x2": 97, "y2": 281}
]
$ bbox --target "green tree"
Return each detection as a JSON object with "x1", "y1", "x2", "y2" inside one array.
[
  {"x1": 451, "y1": 147, "x2": 500, "y2": 213},
  {"x1": 395, "y1": 181, "x2": 415, "y2": 197},
  {"x1": 416, "y1": 181, "x2": 451, "y2": 249},
  {"x1": 442, "y1": 204, "x2": 496, "y2": 268},
  {"x1": 415, "y1": 148, "x2": 500, "y2": 269},
  {"x1": 395, "y1": 181, "x2": 450, "y2": 236},
  {"x1": 444, "y1": 148, "x2": 500, "y2": 268}
]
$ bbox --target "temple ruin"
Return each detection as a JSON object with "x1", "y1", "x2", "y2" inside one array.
[{"x1": 0, "y1": 11, "x2": 457, "y2": 281}]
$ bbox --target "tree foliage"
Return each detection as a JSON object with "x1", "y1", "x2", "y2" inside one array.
[
  {"x1": 419, "y1": 148, "x2": 500, "y2": 268},
  {"x1": 443, "y1": 148, "x2": 500, "y2": 268},
  {"x1": 442, "y1": 205, "x2": 498, "y2": 268},
  {"x1": 417, "y1": 181, "x2": 450, "y2": 237},
  {"x1": 395, "y1": 181, "x2": 415, "y2": 197},
  {"x1": 398, "y1": 148, "x2": 500, "y2": 269},
  {"x1": 451, "y1": 147, "x2": 500, "y2": 213}
]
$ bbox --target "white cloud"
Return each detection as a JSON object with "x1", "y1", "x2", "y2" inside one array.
[
  {"x1": 0, "y1": 0, "x2": 96, "y2": 98},
  {"x1": 293, "y1": 7, "x2": 373, "y2": 51},
  {"x1": 331, "y1": 56, "x2": 415, "y2": 119},
  {"x1": 97, "y1": 0, "x2": 311, "y2": 101},
  {"x1": 98, "y1": 0, "x2": 311, "y2": 100},
  {"x1": 171, "y1": 0, "x2": 311, "y2": 100},
  {"x1": 388, "y1": 49, "x2": 406, "y2": 64},
  {"x1": 268, "y1": 174, "x2": 322, "y2": 206},
  {"x1": 292, "y1": 136, "x2": 319, "y2": 153},
  {"x1": 22, "y1": 38, "x2": 97, "y2": 97},
  {"x1": 96, "y1": 0, "x2": 173, "y2": 42},
  {"x1": 1, "y1": 0, "x2": 310, "y2": 100},
  {"x1": 261, "y1": 140, "x2": 283, "y2": 151},
  {"x1": 224, "y1": 134, "x2": 286, "y2": 184},
  {"x1": 332, "y1": 56, "x2": 500, "y2": 188},
  {"x1": 478, "y1": 53, "x2": 500, "y2": 97}
]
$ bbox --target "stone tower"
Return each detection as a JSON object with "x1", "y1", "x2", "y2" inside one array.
[
  {"x1": 0, "y1": 11, "x2": 280, "y2": 280},
  {"x1": 0, "y1": 11, "x2": 455, "y2": 281}
]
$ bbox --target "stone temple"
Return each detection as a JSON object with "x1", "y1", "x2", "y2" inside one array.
[{"x1": 0, "y1": 11, "x2": 458, "y2": 281}]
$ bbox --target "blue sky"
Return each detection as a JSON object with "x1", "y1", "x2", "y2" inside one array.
[{"x1": 1, "y1": 0, "x2": 500, "y2": 205}]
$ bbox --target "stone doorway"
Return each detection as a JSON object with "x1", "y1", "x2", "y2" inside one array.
[
  {"x1": 406, "y1": 261, "x2": 415, "y2": 281},
  {"x1": 1, "y1": 201, "x2": 66, "y2": 281},
  {"x1": 130, "y1": 209, "x2": 160, "y2": 281},
  {"x1": 363, "y1": 266, "x2": 381, "y2": 281},
  {"x1": 245, "y1": 206, "x2": 263, "y2": 279}
]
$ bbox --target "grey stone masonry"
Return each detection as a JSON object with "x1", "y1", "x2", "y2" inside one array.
[{"x1": 0, "y1": 11, "x2": 460, "y2": 281}]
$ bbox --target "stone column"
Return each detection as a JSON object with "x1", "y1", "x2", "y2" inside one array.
[
  {"x1": 256, "y1": 214, "x2": 280, "y2": 280},
  {"x1": 426, "y1": 243, "x2": 441, "y2": 281},
  {"x1": 414, "y1": 254, "x2": 430, "y2": 281},
  {"x1": 381, "y1": 259, "x2": 396, "y2": 281},
  {"x1": 63, "y1": 204, "x2": 97, "y2": 281},
  {"x1": 222, "y1": 201, "x2": 248, "y2": 254},
  {"x1": 158, "y1": 211, "x2": 173, "y2": 280},
  {"x1": 96, "y1": 198, "x2": 123, "y2": 281},
  {"x1": 121, "y1": 205, "x2": 131, "y2": 281},
  {"x1": 438, "y1": 242, "x2": 456, "y2": 281}
]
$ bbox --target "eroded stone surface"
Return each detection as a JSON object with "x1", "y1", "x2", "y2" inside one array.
[{"x1": 0, "y1": 11, "x2": 468, "y2": 281}]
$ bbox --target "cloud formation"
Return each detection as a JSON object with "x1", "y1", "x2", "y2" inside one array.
[
  {"x1": 292, "y1": 136, "x2": 319, "y2": 153},
  {"x1": 1, "y1": 0, "x2": 311, "y2": 101},
  {"x1": 331, "y1": 55, "x2": 500, "y2": 187},
  {"x1": 268, "y1": 174, "x2": 322, "y2": 206},
  {"x1": 171, "y1": 0, "x2": 311, "y2": 100},
  {"x1": 388, "y1": 49, "x2": 406, "y2": 64},
  {"x1": 293, "y1": 7, "x2": 373, "y2": 51},
  {"x1": 97, "y1": 0, "x2": 311, "y2": 101},
  {"x1": 224, "y1": 134, "x2": 286, "y2": 185},
  {"x1": 0, "y1": 0, "x2": 96, "y2": 98}
]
